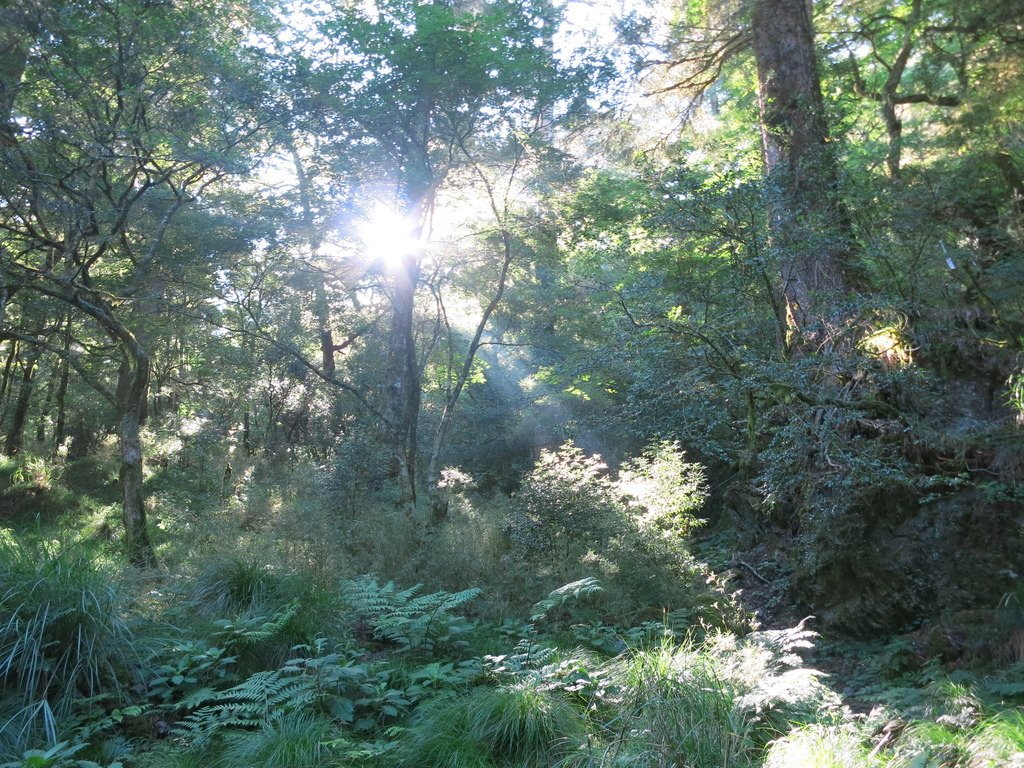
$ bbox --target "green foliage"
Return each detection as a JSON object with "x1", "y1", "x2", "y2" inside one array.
[
  {"x1": 184, "y1": 557, "x2": 346, "y2": 668},
  {"x1": 504, "y1": 441, "x2": 745, "y2": 629},
  {"x1": 146, "y1": 642, "x2": 236, "y2": 706},
  {"x1": 0, "y1": 539, "x2": 134, "y2": 719},
  {"x1": 343, "y1": 577, "x2": 480, "y2": 652},
  {"x1": 530, "y1": 578, "x2": 604, "y2": 623},
  {"x1": 507, "y1": 442, "x2": 622, "y2": 560},
  {"x1": 590, "y1": 623, "x2": 837, "y2": 767},
  {"x1": 173, "y1": 647, "x2": 366, "y2": 744},
  {"x1": 399, "y1": 680, "x2": 586, "y2": 767},
  {"x1": 618, "y1": 441, "x2": 707, "y2": 538},
  {"x1": 216, "y1": 712, "x2": 340, "y2": 768},
  {"x1": 0, "y1": 739, "x2": 122, "y2": 768},
  {"x1": 608, "y1": 643, "x2": 753, "y2": 768},
  {"x1": 189, "y1": 557, "x2": 289, "y2": 614},
  {"x1": 968, "y1": 709, "x2": 1024, "y2": 767},
  {"x1": 764, "y1": 724, "x2": 876, "y2": 768},
  {"x1": 9, "y1": 456, "x2": 65, "y2": 494}
]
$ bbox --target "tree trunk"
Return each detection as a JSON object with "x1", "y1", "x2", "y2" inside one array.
[
  {"x1": 426, "y1": 228, "x2": 515, "y2": 521},
  {"x1": 52, "y1": 320, "x2": 70, "y2": 451},
  {"x1": 0, "y1": 339, "x2": 18, "y2": 417},
  {"x1": 116, "y1": 354, "x2": 155, "y2": 567},
  {"x1": 751, "y1": 0, "x2": 851, "y2": 347},
  {"x1": 35, "y1": 360, "x2": 55, "y2": 443},
  {"x1": 5, "y1": 346, "x2": 38, "y2": 455},
  {"x1": 381, "y1": 257, "x2": 421, "y2": 510},
  {"x1": 54, "y1": 357, "x2": 68, "y2": 450}
]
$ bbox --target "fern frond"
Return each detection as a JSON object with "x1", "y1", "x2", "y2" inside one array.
[
  {"x1": 343, "y1": 577, "x2": 480, "y2": 651},
  {"x1": 530, "y1": 578, "x2": 603, "y2": 622}
]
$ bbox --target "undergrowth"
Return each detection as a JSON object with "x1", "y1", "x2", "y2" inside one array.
[{"x1": 1, "y1": 452, "x2": 1021, "y2": 768}]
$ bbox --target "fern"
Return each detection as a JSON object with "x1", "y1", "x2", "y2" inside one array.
[
  {"x1": 174, "y1": 651, "x2": 366, "y2": 744},
  {"x1": 175, "y1": 670, "x2": 314, "y2": 743},
  {"x1": 483, "y1": 639, "x2": 561, "y2": 678},
  {"x1": 343, "y1": 577, "x2": 480, "y2": 651},
  {"x1": 529, "y1": 577, "x2": 603, "y2": 622},
  {"x1": 212, "y1": 602, "x2": 300, "y2": 649}
]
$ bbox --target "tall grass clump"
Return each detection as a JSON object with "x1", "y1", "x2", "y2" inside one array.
[
  {"x1": 968, "y1": 710, "x2": 1024, "y2": 767},
  {"x1": 889, "y1": 720, "x2": 970, "y2": 767},
  {"x1": 188, "y1": 555, "x2": 290, "y2": 613},
  {"x1": 400, "y1": 680, "x2": 586, "y2": 767},
  {"x1": 0, "y1": 535, "x2": 135, "y2": 716},
  {"x1": 605, "y1": 642, "x2": 754, "y2": 768},
  {"x1": 182, "y1": 555, "x2": 346, "y2": 669},
  {"x1": 216, "y1": 712, "x2": 341, "y2": 768},
  {"x1": 590, "y1": 624, "x2": 836, "y2": 767},
  {"x1": 764, "y1": 725, "x2": 878, "y2": 768}
]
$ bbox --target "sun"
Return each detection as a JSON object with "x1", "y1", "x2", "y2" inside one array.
[{"x1": 355, "y1": 204, "x2": 422, "y2": 268}]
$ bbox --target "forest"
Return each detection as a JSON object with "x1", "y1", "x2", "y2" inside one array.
[{"x1": 0, "y1": 0, "x2": 1022, "y2": 765}]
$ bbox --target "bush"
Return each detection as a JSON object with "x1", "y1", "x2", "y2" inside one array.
[
  {"x1": 504, "y1": 442, "x2": 745, "y2": 629},
  {"x1": 618, "y1": 441, "x2": 707, "y2": 538},
  {"x1": 507, "y1": 442, "x2": 622, "y2": 561}
]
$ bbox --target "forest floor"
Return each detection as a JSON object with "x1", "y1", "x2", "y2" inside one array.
[{"x1": 1, "y1": 450, "x2": 1022, "y2": 767}]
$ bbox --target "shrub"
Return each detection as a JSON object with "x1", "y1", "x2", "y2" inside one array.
[
  {"x1": 507, "y1": 442, "x2": 622, "y2": 561},
  {"x1": 618, "y1": 441, "x2": 707, "y2": 538},
  {"x1": 504, "y1": 442, "x2": 743, "y2": 629}
]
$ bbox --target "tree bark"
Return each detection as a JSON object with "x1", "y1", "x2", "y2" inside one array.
[
  {"x1": 53, "y1": 356, "x2": 68, "y2": 450},
  {"x1": 4, "y1": 345, "x2": 38, "y2": 455},
  {"x1": 35, "y1": 358, "x2": 54, "y2": 443},
  {"x1": 751, "y1": 0, "x2": 851, "y2": 347},
  {"x1": 0, "y1": 339, "x2": 18, "y2": 417},
  {"x1": 382, "y1": 254, "x2": 421, "y2": 510},
  {"x1": 426, "y1": 224, "x2": 515, "y2": 521},
  {"x1": 116, "y1": 354, "x2": 155, "y2": 567}
]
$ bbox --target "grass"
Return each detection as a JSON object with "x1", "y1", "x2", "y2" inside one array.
[
  {"x1": 216, "y1": 712, "x2": 341, "y2": 768},
  {"x1": 2, "y1": 457, "x2": 1023, "y2": 768},
  {"x1": 400, "y1": 680, "x2": 586, "y2": 767},
  {"x1": 181, "y1": 554, "x2": 349, "y2": 671},
  {"x1": 607, "y1": 642, "x2": 755, "y2": 768},
  {"x1": 764, "y1": 725, "x2": 877, "y2": 768},
  {"x1": 968, "y1": 709, "x2": 1024, "y2": 767},
  {"x1": 0, "y1": 538, "x2": 135, "y2": 712}
]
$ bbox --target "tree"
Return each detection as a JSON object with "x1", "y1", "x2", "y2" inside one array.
[
  {"x1": 0, "y1": 0, "x2": 274, "y2": 564},
  {"x1": 632, "y1": 0, "x2": 852, "y2": 346},
  {"x1": 749, "y1": 0, "x2": 852, "y2": 346},
  {"x1": 316, "y1": 0, "x2": 594, "y2": 508}
]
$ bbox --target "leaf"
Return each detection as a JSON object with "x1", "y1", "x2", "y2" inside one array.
[{"x1": 530, "y1": 577, "x2": 603, "y2": 622}]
